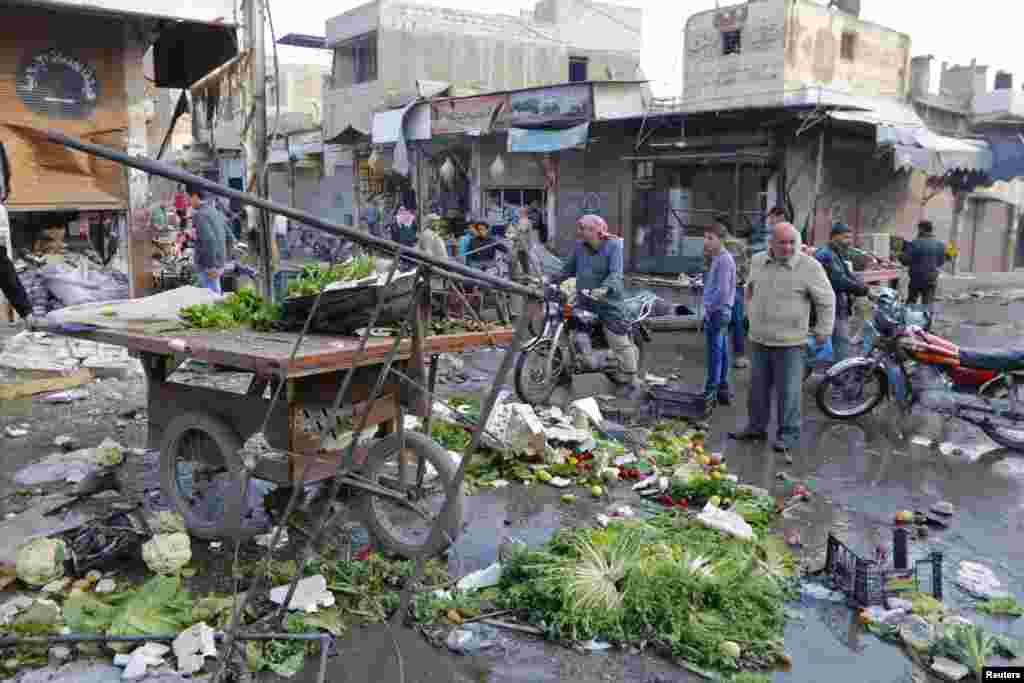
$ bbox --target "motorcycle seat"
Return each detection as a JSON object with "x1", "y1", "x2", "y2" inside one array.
[{"x1": 958, "y1": 347, "x2": 1024, "y2": 372}]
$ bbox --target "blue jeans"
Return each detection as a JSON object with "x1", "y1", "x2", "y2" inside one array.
[
  {"x1": 197, "y1": 269, "x2": 222, "y2": 295},
  {"x1": 731, "y1": 292, "x2": 746, "y2": 356},
  {"x1": 704, "y1": 310, "x2": 731, "y2": 399},
  {"x1": 831, "y1": 315, "x2": 850, "y2": 364},
  {"x1": 747, "y1": 342, "x2": 804, "y2": 448}
]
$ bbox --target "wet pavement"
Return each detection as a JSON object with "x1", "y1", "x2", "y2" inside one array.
[{"x1": 0, "y1": 295, "x2": 1022, "y2": 682}]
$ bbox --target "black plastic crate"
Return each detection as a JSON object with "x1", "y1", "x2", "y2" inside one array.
[
  {"x1": 648, "y1": 384, "x2": 711, "y2": 420},
  {"x1": 824, "y1": 533, "x2": 943, "y2": 607},
  {"x1": 279, "y1": 274, "x2": 415, "y2": 334}
]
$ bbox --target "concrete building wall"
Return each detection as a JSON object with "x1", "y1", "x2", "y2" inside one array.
[
  {"x1": 783, "y1": 0, "x2": 911, "y2": 100},
  {"x1": 683, "y1": 0, "x2": 911, "y2": 112},
  {"x1": 553, "y1": 139, "x2": 632, "y2": 256},
  {"x1": 325, "y1": 0, "x2": 642, "y2": 137},
  {"x1": 684, "y1": 0, "x2": 788, "y2": 112}
]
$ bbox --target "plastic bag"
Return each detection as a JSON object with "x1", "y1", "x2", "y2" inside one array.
[
  {"x1": 806, "y1": 335, "x2": 833, "y2": 363},
  {"x1": 42, "y1": 264, "x2": 129, "y2": 306}
]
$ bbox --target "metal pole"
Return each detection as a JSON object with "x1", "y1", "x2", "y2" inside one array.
[
  {"x1": 810, "y1": 127, "x2": 825, "y2": 246},
  {"x1": 32, "y1": 128, "x2": 540, "y2": 301},
  {"x1": 245, "y1": 0, "x2": 273, "y2": 300}
]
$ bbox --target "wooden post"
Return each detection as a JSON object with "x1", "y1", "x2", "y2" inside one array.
[{"x1": 1007, "y1": 203, "x2": 1020, "y2": 272}]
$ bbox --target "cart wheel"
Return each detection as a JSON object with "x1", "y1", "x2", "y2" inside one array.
[
  {"x1": 159, "y1": 411, "x2": 253, "y2": 540},
  {"x1": 353, "y1": 431, "x2": 463, "y2": 560}
]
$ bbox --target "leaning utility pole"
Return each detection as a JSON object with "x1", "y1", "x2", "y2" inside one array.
[{"x1": 243, "y1": 0, "x2": 275, "y2": 300}]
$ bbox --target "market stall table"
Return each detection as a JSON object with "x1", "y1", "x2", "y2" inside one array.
[{"x1": 40, "y1": 322, "x2": 515, "y2": 558}]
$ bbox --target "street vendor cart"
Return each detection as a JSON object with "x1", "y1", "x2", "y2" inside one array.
[
  {"x1": 24, "y1": 128, "x2": 539, "y2": 569},
  {"x1": 45, "y1": 316, "x2": 514, "y2": 560}
]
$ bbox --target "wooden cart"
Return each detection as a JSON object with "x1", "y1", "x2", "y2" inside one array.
[{"x1": 48, "y1": 324, "x2": 514, "y2": 559}]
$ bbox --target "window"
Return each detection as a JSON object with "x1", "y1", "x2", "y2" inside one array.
[
  {"x1": 722, "y1": 30, "x2": 741, "y2": 55},
  {"x1": 841, "y1": 32, "x2": 856, "y2": 61},
  {"x1": 569, "y1": 56, "x2": 588, "y2": 83},
  {"x1": 334, "y1": 32, "x2": 378, "y2": 86}
]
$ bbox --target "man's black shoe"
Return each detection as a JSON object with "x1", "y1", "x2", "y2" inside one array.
[
  {"x1": 716, "y1": 394, "x2": 732, "y2": 406},
  {"x1": 773, "y1": 442, "x2": 792, "y2": 454},
  {"x1": 728, "y1": 429, "x2": 767, "y2": 441}
]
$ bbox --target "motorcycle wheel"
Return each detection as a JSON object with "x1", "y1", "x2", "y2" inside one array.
[
  {"x1": 815, "y1": 365, "x2": 888, "y2": 420},
  {"x1": 514, "y1": 339, "x2": 567, "y2": 406},
  {"x1": 979, "y1": 380, "x2": 1024, "y2": 451}
]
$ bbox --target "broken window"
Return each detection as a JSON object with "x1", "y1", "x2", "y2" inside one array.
[
  {"x1": 334, "y1": 32, "x2": 378, "y2": 87},
  {"x1": 841, "y1": 31, "x2": 856, "y2": 61},
  {"x1": 569, "y1": 56, "x2": 589, "y2": 83},
  {"x1": 722, "y1": 30, "x2": 741, "y2": 55}
]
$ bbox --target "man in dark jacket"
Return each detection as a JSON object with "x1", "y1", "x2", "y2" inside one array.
[
  {"x1": 815, "y1": 222, "x2": 868, "y2": 362},
  {"x1": 899, "y1": 220, "x2": 946, "y2": 307},
  {"x1": 189, "y1": 185, "x2": 235, "y2": 294}
]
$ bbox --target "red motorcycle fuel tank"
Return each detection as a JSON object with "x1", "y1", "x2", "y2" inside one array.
[{"x1": 948, "y1": 364, "x2": 997, "y2": 387}]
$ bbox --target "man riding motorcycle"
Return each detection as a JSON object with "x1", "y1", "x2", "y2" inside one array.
[{"x1": 552, "y1": 214, "x2": 639, "y2": 386}]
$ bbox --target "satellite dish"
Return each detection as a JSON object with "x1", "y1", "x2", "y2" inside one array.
[{"x1": 828, "y1": 0, "x2": 861, "y2": 17}]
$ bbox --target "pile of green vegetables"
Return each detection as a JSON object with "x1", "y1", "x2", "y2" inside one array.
[
  {"x1": 179, "y1": 287, "x2": 282, "y2": 331},
  {"x1": 497, "y1": 516, "x2": 797, "y2": 680},
  {"x1": 287, "y1": 256, "x2": 377, "y2": 298}
]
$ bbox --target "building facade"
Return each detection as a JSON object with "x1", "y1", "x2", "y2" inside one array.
[{"x1": 324, "y1": 0, "x2": 644, "y2": 140}]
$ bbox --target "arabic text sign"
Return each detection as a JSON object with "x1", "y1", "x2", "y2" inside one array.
[
  {"x1": 431, "y1": 94, "x2": 509, "y2": 136},
  {"x1": 507, "y1": 123, "x2": 590, "y2": 153}
]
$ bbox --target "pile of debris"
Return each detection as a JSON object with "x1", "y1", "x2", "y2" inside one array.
[
  {"x1": 0, "y1": 332, "x2": 142, "y2": 380},
  {"x1": 14, "y1": 231, "x2": 129, "y2": 315}
]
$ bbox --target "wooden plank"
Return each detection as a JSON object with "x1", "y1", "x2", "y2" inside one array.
[
  {"x1": 0, "y1": 369, "x2": 94, "y2": 400},
  {"x1": 47, "y1": 326, "x2": 515, "y2": 378}
]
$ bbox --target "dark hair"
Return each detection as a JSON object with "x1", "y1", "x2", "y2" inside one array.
[
  {"x1": 918, "y1": 220, "x2": 934, "y2": 234},
  {"x1": 712, "y1": 213, "x2": 732, "y2": 231},
  {"x1": 185, "y1": 185, "x2": 204, "y2": 200},
  {"x1": 704, "y1": 222, "x2": 728, "y2": 239},
  {"x1": 768, "y1": 206, "x2": 786, "y2": 218}
]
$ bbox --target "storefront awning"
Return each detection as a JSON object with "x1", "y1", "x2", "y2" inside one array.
[
  {"x1": 828, "y1": 98, "x2": 992, "y2": 174},
  {"x1": 979, "y1": 131, "x2": 1024, "y2": 182},
  {"x1": 507, "y1": 123, "x2": 589, "y2": 153},
  {"x1": 152, "y1": 21, "x2": 239, "y2": 89},
  {"x1": 371, "y1": 106, "x2": 431, "y2": 145}
]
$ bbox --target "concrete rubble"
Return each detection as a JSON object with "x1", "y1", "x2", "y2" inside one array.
[
  {"x1": 172, "y1": 623, "x2": 217, "y2": 676},
  {"x1": 956, "y1": 560, "x2": 1011, "y2": 599},
  {"x1": 0, "y1": 333, "x2": 142, "y2": 379},
  {"x1": 930, "y1": 657, "x2": 969, "y2": 681}
]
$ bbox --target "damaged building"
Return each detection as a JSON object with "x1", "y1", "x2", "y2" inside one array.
[{"x1": 0, "y1": 0, "x2": 237, "y2": 310}]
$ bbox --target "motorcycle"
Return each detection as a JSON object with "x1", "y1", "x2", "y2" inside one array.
[
  {"x1": 514, "y1": 283, "x2": 654, "y2": 406},
  {"x1": 815, "y1": 290, "x2": 1024, "y2": 451}
]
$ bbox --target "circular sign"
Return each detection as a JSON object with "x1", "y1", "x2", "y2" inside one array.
[{"x1": 17, "y1": 48, "x2": 101, "y2": 120}]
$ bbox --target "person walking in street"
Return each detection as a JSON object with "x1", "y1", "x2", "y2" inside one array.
[
  {"x1": 555, "y1": 214, "x2": 639, "y2": 388},
  {"x1": 702, "y1": 221, "x2": 736, "y2": 406},
  {"x1": 189, "y1": 185, "x2": 235, "y2": 295},
  {"x1": 815, "y1": 222, "x2": 869, "y2": 363},
  {"x1": 900, "y1": 220, "x2": 946, "y2": 308},
  {"x1": 730, "y1": 222, "x2": 836, "y2": 454}
]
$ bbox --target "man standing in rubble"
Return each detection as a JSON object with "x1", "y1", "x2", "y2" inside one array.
[
  {"x1": 730, "y1": 222, "x2": 835, "y2": 454},
  {"x1": 555, "y1": 214, "x2": 639, "y2": 388},
  {"x1": 0, "y1": 139, "x2": 35, "y2": 328},
  {"x1": 189, "y1": 185, "x2": 235, "y2": 295}
]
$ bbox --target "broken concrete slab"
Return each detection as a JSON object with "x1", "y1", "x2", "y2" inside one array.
[
  {"x1": 2, "y1": 660, "x2": 194, "y2": 683},
  {"x1": 505, "y1": 404, "x2": 546, "y2": 457},
  {"x1": 930, "y1": 656, "x2": 970, "y2": 681},
  {"x1": 172, "y1": 623, "x2": 217, "y2": 675}
]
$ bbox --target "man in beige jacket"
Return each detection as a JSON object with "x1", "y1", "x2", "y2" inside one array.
[{"x1": 730, "y1": 222, "x2": 836, "y2": 454}]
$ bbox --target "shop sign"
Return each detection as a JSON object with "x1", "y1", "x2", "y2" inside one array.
[
  {"x1": 18, "y1": 48, "x2": 101, "y2": 120},
  {"x1": 431, "y1": 94, "x2": 509, "y2": 136},
  {"x1": 504, "y1": 83, "x2": 591, "y2": 127},
  {"x1": 507, "y1": 122, "x2": 589, "y2": 153}
]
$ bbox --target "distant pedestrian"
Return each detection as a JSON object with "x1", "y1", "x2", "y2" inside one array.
[
  {"x1": 900, "y1": 220, "x2": 946, "y2": 308},
  {"x1": 711, "y1": 214, "x2": 750, "y2": 369},
  {"x1": 815, "y1": 222, "x2": 869, "y2": 363},
  {"x1": 189, "y1": 185, "x2": 235, "y2": 295},
  {"x1": 0, "y1": 139, "x2": 34, "y2": 328},
  {"x1": 702, "y1": 221, "x2": 736, "y2": 406},
  {"x1": 730, "y1": 222, "x2": 835, "y2": 454}
]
